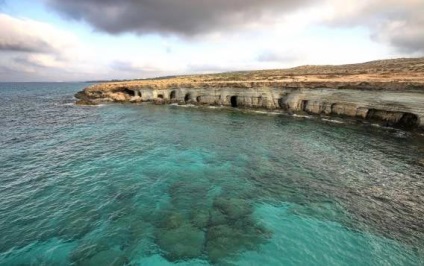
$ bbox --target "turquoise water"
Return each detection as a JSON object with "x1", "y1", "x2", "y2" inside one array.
[{"x1": 0, "y1": 83, "x2": 423, "y2": 265}]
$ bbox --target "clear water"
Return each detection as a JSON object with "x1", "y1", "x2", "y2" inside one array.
[{"x1": 0, "y1": 83, "x2": 423, "y2": 265}]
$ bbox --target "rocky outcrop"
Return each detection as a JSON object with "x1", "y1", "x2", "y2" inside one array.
[
  {"x1": 76, "y1": 83, "x2": 424, "y2": 132},
  {"x1": 74, "y1": 91, "x2": 97, "y2": 105}
]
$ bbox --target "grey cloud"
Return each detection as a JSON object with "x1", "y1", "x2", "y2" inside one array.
[
  {"x1": 0, "y1": 39, "x2": 53, "y2": 53},
  {"x1": 377, "y1": 18, "x2": 424, "y2": 53},
  {"x1": 45, "y1": 0, "x2": 317, "y2": 36},
  {"x1": 0, "y1": 14, "x2": 88, "y2": 81},
  {"x1": 0, "y1": 68, "x2": 22, "y2": 82},
  {"x1": 0, "y1": 14, "x2": 64, "y2": 54},
  {"x1": 326, "y1": 0, "x2": 424, "y2": 53},
  {"x1": 0, "y1": 65, "x2": 15, "y2": 75},
  {"x1": 13, "y1": 55, "x2": 49, "y2": 68},
  {"x1": 0, "y1": 56, "x2": 38, "y2": 82}
]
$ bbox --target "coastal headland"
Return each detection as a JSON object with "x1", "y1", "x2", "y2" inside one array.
[{"x1": 76, "y1": 58, "x2": 424, "y2": 131}]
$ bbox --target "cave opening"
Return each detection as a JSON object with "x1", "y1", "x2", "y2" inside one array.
[
  {"x1": 157, "y1": 94, "x2": 164, "y2": 99},
  {"x1": 170, "y1": 90, "x2": 176, "y2": 99},
  {"x1": 123, "y1": 88, "x2": 135, "y2": 97},
  {"x1": 366, "y1": 109, "x2": 420, "y2": 129},
  {"x1": 184, "y1": 93, "x2": 192, "y2": 102},
  {"x1": 230, "y1": 96, "x2": 238, "y2": 107},
  {"x1": 300, "y1": 100, "x2": 309, "y2": 111},
  {"x1": 397, "y1": 113, "x2": 420, "y2": 129},
  {"x1": 196, "y1": 96, "x2": 201, "y2": 103},
  {"x1": 278, "y1": 94, "x2": 290, "y2": 110},
  {"x1": 258, "y1": 96, "x2": 263, "y2": 106},
  {"x1": 398, "y1": 113, "x2": 419, "y2": 129},
  {"x1": 278, "y1": 98, "x2": 286, "y2": 109}
]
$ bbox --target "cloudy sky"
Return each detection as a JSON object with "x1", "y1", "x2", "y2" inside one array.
[{"x1": 0, "y1": 0, "x2": 423, "y2": 81}]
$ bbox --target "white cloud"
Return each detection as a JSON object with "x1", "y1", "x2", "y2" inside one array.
[
  {"x1": 0, "y1": 13, "x2": 78, "y2": 54},
  {"x1": 322, "y1": 0, "x2": 424, "y2": 53},
  {"x1": 0, "y1": 13, "x2": 89, "y2": 81}
]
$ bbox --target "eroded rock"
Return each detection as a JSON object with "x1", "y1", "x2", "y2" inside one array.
[
  {"x1": 76, "y1": 99, "x2": 97, "y2": 105},
  {"x1": 75, "y1": 91, "x2": 97, "y2": 105},
  {"x1": 76, "y1": 79, "x2": 424, "y2": 132}
]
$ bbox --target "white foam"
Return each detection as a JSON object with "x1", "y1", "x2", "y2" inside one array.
[
  {"x1": 174, "y1": 104, "x2": 197, "y2": 108},
  {"x1": 292, "y1": 114, "x2": 313, "y2": 119},
  {"x1": 321, "y1": 118, "x2": 344, "y2": 124},
  {"x1": 256, "y1": 111, "x2": 281, "y2": 115}
]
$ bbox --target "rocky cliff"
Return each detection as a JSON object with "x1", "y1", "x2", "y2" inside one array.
[{"x1": 76, "y1": 58, "x2": 424, "y2": 132}]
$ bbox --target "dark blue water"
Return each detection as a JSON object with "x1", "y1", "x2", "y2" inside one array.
[{"x1": 0, "y1": 83, "x2": 423, "y2": 265}]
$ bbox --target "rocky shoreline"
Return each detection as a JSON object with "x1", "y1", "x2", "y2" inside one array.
[
  {"x1": 75, "y1": 82, "x2": 424, "y2": 132},
  {"x1": 75, "y1": 58, "x2": 424, "y2": 132}
]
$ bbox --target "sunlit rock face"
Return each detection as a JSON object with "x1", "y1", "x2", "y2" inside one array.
[{"x1": 78, "y1": 85, "x2": 424, "y2": 131}]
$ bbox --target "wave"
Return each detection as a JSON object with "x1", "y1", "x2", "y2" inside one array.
[
  {"x1": 321, "y1": 118, "x2": 345, "y2": 124},
  {"x1": 291, "y1": 114, "x2": 313, "y2": 119}
]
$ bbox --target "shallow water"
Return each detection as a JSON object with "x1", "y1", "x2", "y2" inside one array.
[{"x1": 0, "y1": 83, "x2": 423, "y2": 265}]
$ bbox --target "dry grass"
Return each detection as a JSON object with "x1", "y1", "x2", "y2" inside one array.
[{"x1": 87, "y1": 58, "x2": 424, "y2": 92}]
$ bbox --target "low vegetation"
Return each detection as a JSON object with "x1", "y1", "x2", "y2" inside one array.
[{"x1": 86, "y1": 58, "x2": 424, "y2": 93}]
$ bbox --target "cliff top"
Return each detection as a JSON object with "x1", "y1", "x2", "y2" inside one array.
[{"x1": 87, "y1": 57, "x2": 424, "y2": 92}]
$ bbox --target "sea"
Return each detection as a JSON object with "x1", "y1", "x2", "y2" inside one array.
[{"x1": 0, "y1": 82, "x2": 423, "y2": 265}]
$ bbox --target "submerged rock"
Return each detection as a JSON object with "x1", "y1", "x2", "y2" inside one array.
[
  {"x1": 162, "y1": 212, "x2": 185, "y2": 230},
  {"x1": 156, "y1": 224, "x2": 205, "y2": 261},
  {"x1": 205, "y1": 223, "x2": 268, "y2": 263},
  {"x1": 154, "y1": 209, "x2": 208, "y2": 261},
  {"x1": 208, "y1": 209, "x2": 227, "y2": 226},
  {"x1": 128, "y1": 220, "x2": 153, "y2": 242},
  {"x1": 58, "y1": 217, "x2": 95, "y2": 241},
  {"x1": 70, "y1": 242, "x2": 109, "y2": 265},
  {"x1": 168, "y1": 181, "x2": 211, "y2": 212},
  {"x1": 77, "y1": 249, "x2": 128, "y2": 266},
  {"x1": 205, "y1": 196, "x2": 272, "y2": 263},
  {"x1": 190, "y1": 210, "x2": 210, "y2": 229},
  {"x1": 213, "y1": 197, "x2": 252, "y2": 220}
]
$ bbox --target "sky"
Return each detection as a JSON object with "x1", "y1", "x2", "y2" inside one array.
[{"x1": 0, "y1": 0, "x2": 423, "y2": 82}]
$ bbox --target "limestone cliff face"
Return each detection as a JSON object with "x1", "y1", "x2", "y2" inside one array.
[
  {"x1": 76, "y1": 84, "x2": 424, "y2": 132},
  {"x1": 76, "y1": 57, "x2": 424, "y2": 131}
]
